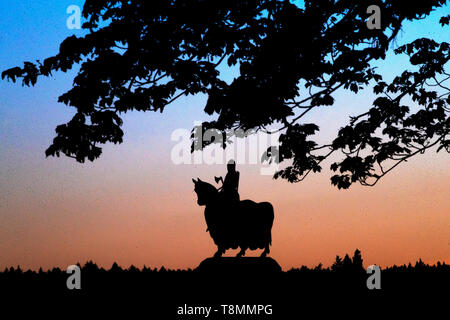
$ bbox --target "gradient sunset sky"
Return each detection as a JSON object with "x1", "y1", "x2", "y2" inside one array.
[{"x1": 0, "y1": 0, "x2": 449, "y2": 271}]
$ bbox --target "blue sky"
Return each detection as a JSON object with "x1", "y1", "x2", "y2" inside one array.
[
  {"x1": 1, "y1": 1, "x2": 448, "y2": 151},
  {"x1": 1, "y1": 1, "x2": 448, "y2": 206}
]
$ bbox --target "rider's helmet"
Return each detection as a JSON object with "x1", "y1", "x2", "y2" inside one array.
[{"x1": 227, "y1": 159, "x2": 236, "y2": 172}]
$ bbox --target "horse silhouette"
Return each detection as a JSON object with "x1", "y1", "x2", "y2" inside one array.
[{"x1": 193, "y1": 178, "x2": 274, "y2": 257}]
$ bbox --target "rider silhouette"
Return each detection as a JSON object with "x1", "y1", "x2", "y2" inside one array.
[{"x1": 216, "y1": 159, "x2": 240, "y2": 204}]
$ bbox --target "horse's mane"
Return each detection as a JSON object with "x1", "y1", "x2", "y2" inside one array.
[{"x1": 198, "y1": 180, "x2": 218, "y2": 195}]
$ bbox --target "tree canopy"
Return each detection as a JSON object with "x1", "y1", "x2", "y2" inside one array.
[{"x1": 2, "y1": 0, "x2": 449, "y2": 188}]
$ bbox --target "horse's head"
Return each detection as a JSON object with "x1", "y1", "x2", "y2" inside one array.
[{"x1": 192, "y1": 178, "x2": 218, "y2": 206}]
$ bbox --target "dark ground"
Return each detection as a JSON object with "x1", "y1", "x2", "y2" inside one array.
[{"x1": 1, "y1": 255, "x2": 448, "y2": 319}]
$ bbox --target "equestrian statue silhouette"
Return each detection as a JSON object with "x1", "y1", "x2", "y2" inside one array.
[{"x1": 193, "y1": 160, "x2": 274, "y2": 258}]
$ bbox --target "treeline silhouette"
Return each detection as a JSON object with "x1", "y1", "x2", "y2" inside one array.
[
  {"x1": 2, "y1": 250, "x2": 447, "y2": 318},
  {"x1": 2, "y1": 249, "x2": 448, "y2": 275},
  {"x1": 2, "y1": 249, "x2": 448, "y2": 290}
]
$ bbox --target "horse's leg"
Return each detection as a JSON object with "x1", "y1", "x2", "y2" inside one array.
[
  {"x1": 236, "y1": 247, "x2": 247, "y2": 257},
  {"x1": 260, "y1": 244, "x2": 270, "y2": 257},
  {"x1": 214, "y1": 246, "x2": 225, "y2": 258}
]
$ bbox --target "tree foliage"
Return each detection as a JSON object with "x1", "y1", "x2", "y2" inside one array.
[{"x1": 2, "y1": 0, "x2": 449, "y2": 188}]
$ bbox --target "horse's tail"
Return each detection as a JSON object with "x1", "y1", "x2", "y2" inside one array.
[{"x1": 259, "y1": 202, "x2": 274, "y2": 246}]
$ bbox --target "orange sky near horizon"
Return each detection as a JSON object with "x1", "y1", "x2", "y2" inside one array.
[{"x1": 1, "y1": 138, "x2": 448, "y2": 271}]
